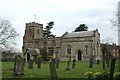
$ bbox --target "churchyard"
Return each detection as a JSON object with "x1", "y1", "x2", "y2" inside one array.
[{"x1": 2, "y1": 59, "x2": 119, "y2": 79}]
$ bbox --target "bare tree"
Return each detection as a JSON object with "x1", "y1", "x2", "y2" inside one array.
[
  {"x1": 101, "y1": 37, "x2": 114, "y2": 44},
  {"x1": 0, "y1": 18, "x2": 19, "y2": 50}
]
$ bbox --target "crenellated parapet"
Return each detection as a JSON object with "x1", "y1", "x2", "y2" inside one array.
[{"x1": 26, "y1": 22, "x2": 43, "y2": 28}]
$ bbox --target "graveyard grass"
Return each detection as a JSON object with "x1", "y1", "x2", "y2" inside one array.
[{"x1": 2, "y1": 61, "x2": 118, "y2": 79}]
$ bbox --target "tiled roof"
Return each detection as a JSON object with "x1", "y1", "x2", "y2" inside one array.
[
  {"x1": 24, "y1": 48, "x2": 40, "y2": 56},
  {"x1": 63, "y1": 30, "x2": 94, "y2": 38}
]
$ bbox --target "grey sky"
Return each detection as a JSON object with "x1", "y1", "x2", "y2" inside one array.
[{"x1": 0, "y1": 0, "x2": 119, "y2": 52}]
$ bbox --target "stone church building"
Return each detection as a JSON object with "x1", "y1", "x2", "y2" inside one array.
[{"x1": 22, "y1": 22, "x2": 101, "y2": 61}]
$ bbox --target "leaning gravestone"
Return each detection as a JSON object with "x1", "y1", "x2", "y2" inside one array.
[
  {"x1": 89, "y1": 57, "x2": 93, "y2": 68},
  {"x1": 109, "y1": 57, "x2": 116, "y2": 80},
  {"x1": 49, "y1": 58, "x2": 57, "y2": 80},
  {"x1": 28, "y1": 59, "x2": 34, "y2": 69},
  {"x1": 13, "y1": 55, "x2": 24, "y2": 75}
]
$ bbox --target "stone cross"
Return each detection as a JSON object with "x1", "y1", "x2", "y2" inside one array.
[{"x1": 13, "y1": 55, "x2": 24, "y2": 75}]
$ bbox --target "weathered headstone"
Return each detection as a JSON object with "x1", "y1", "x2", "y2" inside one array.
[
  {"x1": 28, "y1": 59, "x2": 34, "y2": 69},
  {"x1": 66, "y1": 58, "x2": 71, "y2": 70},
  {"x1": 41, "y1": 59, "x2": 44, "y2": 64},
  {"x1": 23, "y1": 58, "x2": 25, "y2": 67},
  {"x1": 96, "y1": 59, "x2": 100, "y2": 65},
  {"x1": 37, "y1": 58, "x2": 41, "y2": 69},
  {"x1": 55, "y1": 58, "x2": 59, "y2": 69},
  {"x1": 13, "y1": 55, "x2": 24, "y2": 75},
  {"x1": 102, "y1": 44, "x2": 107, "y2": 69},
  {"x1": 72, "y1": 59, "x2": 76, "y2": 69},
  {"x1": 36, "y1": 55, "x2": 42, "y2": 69},
  {"x1": 33, "y1": 57, "x2": 37, "y2": 64},
  {"x1": 118, "y1": 55, "x2": 120, "y2": 72},
  {"x1": 106, "y1": 55, "x2": 110, "y2": 68},
  {"x1": 49, "y1": 58, "x2": 57, "y2": 80},
  {"x1": 89, "y1": 57, "x2": 93, "y2": 68},
  {"x1": 109, "y1": 57, "x2": 116, "y2": 80}
]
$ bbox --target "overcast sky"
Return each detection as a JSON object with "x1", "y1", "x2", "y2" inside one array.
[{"x1": 0, "y1": 0, "x2": 119, "y2": 52}]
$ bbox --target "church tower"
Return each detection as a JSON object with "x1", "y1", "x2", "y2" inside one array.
[{"x1": 22, "y1": 22, "x2": 44, "y2": 53}]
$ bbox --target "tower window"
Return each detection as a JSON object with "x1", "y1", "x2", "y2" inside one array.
[
  {"x1": 37, "y1": 29, "x2": 39, "y2": 34},
  {"x1": 29, "y1": 29, "x2": 31, "y2": 33},
  {"x1": 29, "y1": 29, "x2": 31, "y2": 36}
]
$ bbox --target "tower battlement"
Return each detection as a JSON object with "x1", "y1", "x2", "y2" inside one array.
[{"x1": 26, "y1": 22, "x2": 43, "y2": 28}]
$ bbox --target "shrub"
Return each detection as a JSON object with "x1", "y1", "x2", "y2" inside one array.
[
  {"x1": 84, "y1": 72, "x2": 93, "y2": 79},
  {"x1": 94, "y1": 72, "x2": 102, "y2": 79},
  {"x1": 114, "y1": 72, "x2": 120, "y2": 80},
  {"x1": 36, "y1": 54, "x2": 42, "y2": 59},
  {"x1": 102, "y1": 72, "x2": 110, "y2": 80}
]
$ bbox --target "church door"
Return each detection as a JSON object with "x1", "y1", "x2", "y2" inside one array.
[{"x1": 78, "y1": 50, "x2": 82, "y2": 60}]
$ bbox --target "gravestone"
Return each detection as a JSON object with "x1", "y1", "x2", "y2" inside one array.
[
  {"x1": 37, "y1": 58, "x2": 41, "y2": 69},
  {"x1": 89, "y1": 57, "x2": 93, "y2": 68},
  {"x1": 33, "y1": 57, "x2": 37, "y2": 64},
  {"x1": 66, "y1": 56, "x2": 71, "y2": 70},
  {"x1": 55, "y1": 58, "x2": 59, "y2": 69},
  {"x1": 72, "y1": 59, "x2": 76, "y2": 69},
  {"x1": 36, "y1": 55, "x2": 42, "y2": 69},
  {"x1": 66, "y1": 58, "x2": 71, "y2": 70},
  {"x1": 28, "y1": 59, "x2": 34, "y2": 69},
  {"x1": 109, "y1": 57, "x2": 116, "y2": 80},
  {"x1": 102, "y1": 44, "x2": 107, "y2": 69},
  {"x1": 118, "y1": 56, "x2": 120, "y2": 72},
  {"x1": 13, "y1": 55, "x2": 24, "y2": 75},
  {"x1": 23, "y1": 58, "x2": 25, "y2": 67},
  {"x1": 106, "y1": 52, "x2": 110, "y2": 68},
  {"x1": 41, "y1": 59, "x2": 44, "y2": 64},
  {"x1": 49, "y1": 58, "x2": 57, "y2": 80},
  {"x1": 96, "y1": 59, "x2": 100, "y2": 65}
]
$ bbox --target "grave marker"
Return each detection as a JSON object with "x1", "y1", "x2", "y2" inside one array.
[
  {"x1": 55, "y1": 58, "x2": 59, "y2": 69},
  {"x1": 36, "y1": 55, "x2": 42, "y2": 69},
  {"x1": 28, "y1": 59, "x2": 34, "y2": 69},
  {"x1": 13, "y1": 55, "x2": 24, "y2": 75},
  {"x1": 72, "y1": 59, "x2": 76, "y2": 69},
  {"x1": 109, "y1": 57, "x2": 116, "y2": 80},
  {"x1": 89, "y1": 57, "x2": 93, "y2": 68},
  {"x1": 49, "y1": 58, "x2": 57, "y2": 80}
]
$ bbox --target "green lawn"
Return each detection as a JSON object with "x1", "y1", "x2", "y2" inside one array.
[{"x1": 2, "y1": 61, "x2": 118, "y2": 79}]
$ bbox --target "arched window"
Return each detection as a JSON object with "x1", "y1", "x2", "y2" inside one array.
[
  {"x1": 67, "y1": 45, "x2": 72, "y2": 55},
  {"x1": 29, "y1": 29, "x2": 31, "y2": 36},
  {"x1": 29, "y1": 29, "x2": 31, "y2": 33}
]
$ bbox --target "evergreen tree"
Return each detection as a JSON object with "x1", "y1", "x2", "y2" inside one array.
[
  {"x1": 43, "y1": 21, "x2": 54, "y2": 38},
  {"x1": 74, "y1": 24, "x2": 88, "y2": 32}
]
